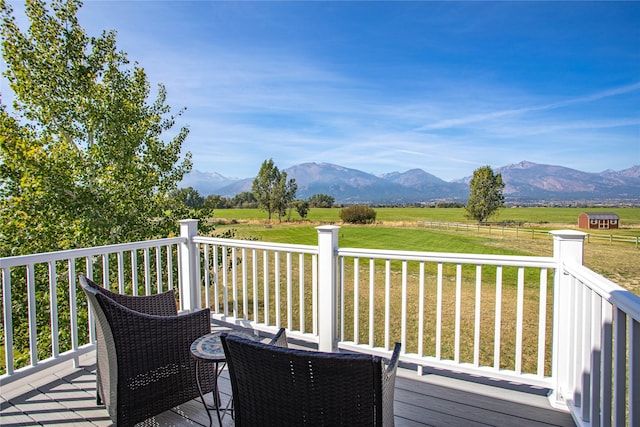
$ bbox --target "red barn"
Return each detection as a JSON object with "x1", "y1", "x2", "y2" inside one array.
[{"x1": 578, "y1": 212, "x2": 619, "y2": 230}]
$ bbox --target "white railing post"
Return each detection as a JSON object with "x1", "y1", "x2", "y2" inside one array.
[
  {"x1": 549, "y1": 230, "x2": 586, "y2": 409},
  {"x1": 316, "y1": 225, "x2": 340, "y2": 352},
  {"x1": 179, "y1": 219, "x2": 201, "y2": 312}
]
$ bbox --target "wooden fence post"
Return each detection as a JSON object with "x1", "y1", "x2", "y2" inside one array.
[{"x1": 316, "y1": 225, "x2": 340, "y2": 352}]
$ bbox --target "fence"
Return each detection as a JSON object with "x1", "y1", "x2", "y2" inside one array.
[{"x1": 417, "y1": 221, "x2": 640, "y2": 247}]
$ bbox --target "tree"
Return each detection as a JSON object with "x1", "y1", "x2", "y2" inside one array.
[
  {"x1": 1, "y1": 0, "x2": 193, "y2": 367},
  {"x1": 171, "y1": 187, "x2": 204, "y2": 208},
  {"x1": 252, "y1": 159, "x2": 278, "y2": 219},
  {"x1": 293, "y1": 200, "x2": 310, "y2": 220},
  {"x1": 308, "y1": 193, "x2": 335, "y2": 208},
  {"x1": 1, "y1": 0, "x2": 192, "y2": 253},
  {"x1": 232, "y1": 191, "x2": 258, "y2": 208},
  {"x1": 464, "y1": 166, "x2": 505, "y2": 223},
  {"x1": 203, "y1": 194, "x2": 228, "y2": 209},
  {"x1": 274, "y1": 174, "x2": 298, "y2": 222},
  {"x1": 252, "y1": 158, "x2": 297, "y2": 221}
]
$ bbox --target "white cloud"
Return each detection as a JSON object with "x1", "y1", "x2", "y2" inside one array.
[{"x1": 416, "y1": 82, "x2": 640, "y2": 132}]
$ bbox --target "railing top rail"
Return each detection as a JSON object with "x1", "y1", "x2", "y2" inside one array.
[
  {"x1": 0, "y1": 237, "x2": 185, "y2": 269},
  {"x1": 337, "y1": 247, "x2": 556, "y2": 268},
  {"x1": 563, "y1": 260, "x2": 640, "y2": 322},
  {"x1": 193, "y1": 236, "x2": 319, "y2": 255}
]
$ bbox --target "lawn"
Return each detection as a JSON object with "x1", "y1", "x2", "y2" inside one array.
[
  {"x1": 204, "y1": 217, "x2": 637, "y2": 377},
  {"x1": 210, "y1": 210, "x2": 639, "y2": 295},
  {"x1": 206, "y1": 223, "x2": 559, "y2": 374},
  {"x1": 213, "y1": 206, "x2": 640, "y2": 229}
]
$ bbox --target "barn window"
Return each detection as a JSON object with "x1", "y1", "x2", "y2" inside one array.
[
  {"x1": 611, "y1": 219, "x2": 617, "y2": 224},
  {"x1": 590, "y1": 219, "x2": 597, "y2": 225}
]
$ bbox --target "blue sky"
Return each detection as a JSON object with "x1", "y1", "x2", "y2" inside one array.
[{"x1": 3, "y1": 1, "x2": 640, "y2": 181}]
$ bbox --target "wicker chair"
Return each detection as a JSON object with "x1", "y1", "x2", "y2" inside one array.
[
  {"x1": 221, "y1": 329, "x2": 401, "y2": 427},
  {"x1": 79, "y1": 275, "x2": 216, "y2": 427}
]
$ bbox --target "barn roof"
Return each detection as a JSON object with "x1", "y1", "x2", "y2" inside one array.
[{"x1": 582, "y1": 212, "x2": 619, "y2": 220}]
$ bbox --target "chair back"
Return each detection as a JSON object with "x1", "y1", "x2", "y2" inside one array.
[
  {"x1": 221, "y1": 333, "x2": 400, "y2": 427},
  {"x1": 80, "y1": 275, "x2": 177, "y2": 315},
  {"x1": 78, "y1": 275, "x2": 119, "y2": 419}
]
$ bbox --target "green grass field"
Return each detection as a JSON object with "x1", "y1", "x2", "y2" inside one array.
[
  {"x1": 212, "y1": 206, "x2": 640, "y2": 229},
  {"x1": 208, "y1": 207, "x2": 639, "y2": 295},
  {"x1": 201, "y1": 207, "x2": 638, "y2": 377}
]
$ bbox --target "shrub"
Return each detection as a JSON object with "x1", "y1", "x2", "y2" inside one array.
[{"x1": 340, "y1": 205, "x2": 377, "y2": 224}]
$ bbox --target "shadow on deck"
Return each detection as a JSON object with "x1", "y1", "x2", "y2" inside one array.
[{"x1": 1, "y1": 351, "x2": 575, "y2": 427}]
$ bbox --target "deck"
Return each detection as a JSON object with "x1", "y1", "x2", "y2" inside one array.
[{"x1": 1, "y1": 351, "x2": 575, "y2": 427}]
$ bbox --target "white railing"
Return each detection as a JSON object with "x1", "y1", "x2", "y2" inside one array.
[
  {"x1": 1, "y1": 237, "x2": 185, "y2": 383},
  {"x1": 554, "y1": 260, "x2": 640, "y2": 426},
  {"x1": 192, "y1": 234, "x2": 319, "y2": 343},
  {"x1": 335, "y1": 246, "x2": 557, "y2": 388},
  {"x1": 1, "y1": 220, "x2": 638, "y2": 426}
]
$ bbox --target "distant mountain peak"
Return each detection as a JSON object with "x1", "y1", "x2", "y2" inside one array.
[
  {"x1": 181, "y1": 161, "x2": 639, "y2": 204},
  {"x1": 512, "y1": 160, "x2": 537, "y2": 169},
  {"x1": 492, "y1": 161, "x2": 640, "y2": 200}
]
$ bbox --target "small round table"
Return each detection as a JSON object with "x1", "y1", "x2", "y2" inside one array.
[{"x1": 190, "y1": 330, "x2": 259, "y2": 426}]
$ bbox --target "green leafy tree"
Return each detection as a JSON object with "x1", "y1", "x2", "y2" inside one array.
[
  {"x1": 232, "y1": 191, "x2": 258, "y2": 208},
  {"x1": 464, "y1": 165, "x2": 505, "y2": 223},
  {"x1": 274, "y1": 175, "x2": 297, "y2": 222},
  {"x1": 252, "y1": 158, "x2": 297, "y2": 222},
  {"x1": 252, "y1": 159, "x2": 278, "y2": 219},
  {"x1": 1, "y1": 0, "x2": 192, "y2": 252},
  {"x1": 204, "y1": 194, "x2": 231, "y2": 209},
  {"x1": 293, "y1": 199, "x2": 310, "y2": 220},
  {"x1": 308, "y1": 193, "x2": 335, "y2": 208},
  {"x1": 171, "y1": 187, "x2": 204, "y2": 208},
  {"x1": 0, "y1": 0, "x2": 193, "y2": 367}
]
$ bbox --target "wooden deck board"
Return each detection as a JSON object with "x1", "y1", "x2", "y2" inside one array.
[
  {"x1": 1, "y1": 352, "x2": 575, "y2": 427},
  {"x1": 394, "y1": 373, "x2": 574, "y2": 427}
]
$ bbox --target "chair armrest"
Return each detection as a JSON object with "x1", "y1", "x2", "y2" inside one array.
[
  {"x1": 268, "y1": 328, "x2": 288, "y2": 348},
  {"x1": 385, "y1": 342, "x2": 401, "y2": 376},
  {"x1": 382, "y1": 342, "x2": 401, "y2": 427}
]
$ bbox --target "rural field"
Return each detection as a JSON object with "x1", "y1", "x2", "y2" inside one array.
[
  {"x1": 198, "y1": 206, "x2": 638, "y2": 374},
  {"x1": 208, "y1": 206, "x2": 640, "y2": 296}
]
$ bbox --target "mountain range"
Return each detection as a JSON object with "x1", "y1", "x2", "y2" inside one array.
[{"x1": 180, "y1": 161, "x2": 640, "y2": 205}]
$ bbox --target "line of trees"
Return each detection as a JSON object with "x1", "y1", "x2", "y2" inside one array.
[
  {"x1": 170, "y1": 184, "x2": 336, "y2": 220},
  {"x1": 170, "y1": 188, "x2": 259, "y2": 209}
]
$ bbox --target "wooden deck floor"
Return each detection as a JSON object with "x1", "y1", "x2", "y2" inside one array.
[{"x1": 1, "y1": 350, "x2": 575, "y2": 427}]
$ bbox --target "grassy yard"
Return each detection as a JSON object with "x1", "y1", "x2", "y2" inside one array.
[
  {"x1": 206, "y1": 224, "x2": 558, "y2": 374},
  {"x1": 209, "y1": 207, "x2": 639, "y2": 295},
  {"x1": 202, "y1": 216, "x2": 637, "y2": 378},
  {"x1": 213, "y1": 206, "x2": 640, "y2": 229},
  {"x1": 209, "y1": 243, "x2": 553, "y2": 373}
]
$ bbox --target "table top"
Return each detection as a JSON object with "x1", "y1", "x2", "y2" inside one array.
[{"x1": 190, "y1": 330, "x2": 259, "y2": 362}]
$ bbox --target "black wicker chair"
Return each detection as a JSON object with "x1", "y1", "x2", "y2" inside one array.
[
  {"x1": 221, "y1": 329, "x2": 401, "y2": 427},
  {"x1": 79, "y1": 275, "x2": 216, "y2": 427}
]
